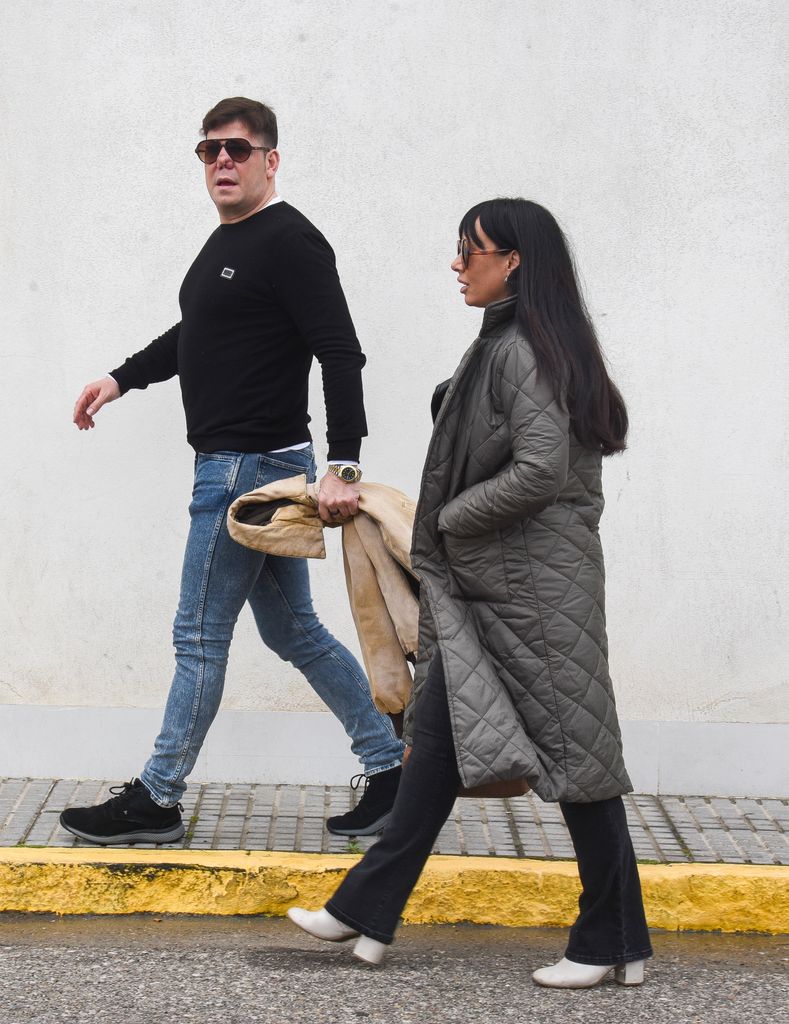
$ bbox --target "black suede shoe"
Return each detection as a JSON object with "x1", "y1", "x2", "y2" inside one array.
[
  {"x1": 326, "y1": 766, "x2": 402, "y2": 836},
  {"x1": 59, "y1": 779, "x2": 185, "y2": 845}
]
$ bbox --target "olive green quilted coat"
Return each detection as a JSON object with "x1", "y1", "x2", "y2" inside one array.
[{"x1": 405, "y1": 296, "x2": 632, "y2": 802}]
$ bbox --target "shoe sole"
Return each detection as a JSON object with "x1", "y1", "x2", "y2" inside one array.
[
  {"x1": 325, "y1": 810, "x2": 392, "y2": 837},
  {"x1": 59, "y1": 816, "x2": 185, "y2": 846},
  {"x1": 532, "y1": 962, "x2": 645, "y2": 988}
]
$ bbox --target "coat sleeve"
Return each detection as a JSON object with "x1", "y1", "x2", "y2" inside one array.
[{"x1": 437, "y1": 339, "x2": 569, "y2": 538}]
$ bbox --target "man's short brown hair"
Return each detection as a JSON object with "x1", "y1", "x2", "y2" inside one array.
[{"x1": 201, "y1": 97, "x2": 278, "y2": 149}]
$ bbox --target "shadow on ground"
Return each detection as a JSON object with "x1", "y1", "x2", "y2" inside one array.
[{"x1": 1, "y1": 914, "x2": 787, "y2": 1024}]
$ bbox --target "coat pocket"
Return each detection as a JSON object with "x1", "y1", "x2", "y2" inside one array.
[{"x1": 443, "y1": 529, "x2": 511, "y2": 603}]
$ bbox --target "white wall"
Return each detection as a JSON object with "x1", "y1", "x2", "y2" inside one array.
[{"x1": 1, "y1": 1, "x2": 787, "y2": 794}]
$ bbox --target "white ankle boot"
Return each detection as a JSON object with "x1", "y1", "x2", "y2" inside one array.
[
  {"x1": 353, "y1": 934, "x2": 387, "y2": 965},
  {"x1": 287, "y1": 907, "x2": 388, "y2": 966},
  {"x1": 287, "y1": 907, "x2": 358, "y2": 942},
  {"x1": 532, "y1": 956, "x2": 645, "y2": 989}
]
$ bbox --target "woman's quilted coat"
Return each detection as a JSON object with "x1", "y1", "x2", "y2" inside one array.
[{"x1": 406, "y1": 296, "x2": 632, "y2": 802}]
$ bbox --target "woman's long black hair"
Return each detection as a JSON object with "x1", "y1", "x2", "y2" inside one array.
[{"x1": 459, "y1": 198, "x2": 628, "y2": 455}]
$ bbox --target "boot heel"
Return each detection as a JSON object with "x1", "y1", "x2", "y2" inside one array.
[
  {"x1": 353, "y1": 935, "x2": 387, "y2": 966},
  {"x1": 614, "y1": 960, "x2": 644, "y2": 985}
]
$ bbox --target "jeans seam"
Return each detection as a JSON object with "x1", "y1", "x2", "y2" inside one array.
[
  {"x1": 605, "y1": 798, "x2": 628, "y2": 960},
  {"x1": 161, "y1": 454, "x2": 242, "y2": 801}
]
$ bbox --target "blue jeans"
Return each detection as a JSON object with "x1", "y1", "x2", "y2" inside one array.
[{"x1": 140, "y1": 447, "x2": 403, "y2": 807}]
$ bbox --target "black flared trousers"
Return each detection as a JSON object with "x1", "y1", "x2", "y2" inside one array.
[{"x1": 327, "y1": 656, "x2": 652, "y2": 965}]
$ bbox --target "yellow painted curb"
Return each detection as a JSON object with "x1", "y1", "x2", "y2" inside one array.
[{"x1": 1, "y1": 848, "x2": 786, "y2": 934}]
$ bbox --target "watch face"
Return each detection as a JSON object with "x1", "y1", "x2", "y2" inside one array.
[{"x1": 340, "y1": 466, "x2": 357, "y2": 482}]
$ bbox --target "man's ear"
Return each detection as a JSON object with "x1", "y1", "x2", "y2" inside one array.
[{"x1": 266, "y1": 149, "x2": 281, "y2": 178}]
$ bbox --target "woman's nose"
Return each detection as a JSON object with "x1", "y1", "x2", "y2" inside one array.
[{"x1": 451, "y1": 254, "x2": 463, "y2": 273}]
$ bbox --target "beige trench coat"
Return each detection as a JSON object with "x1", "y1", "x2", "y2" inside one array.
[{"x1": 227, "y1": 475, "x2": 418, "y2": 714}]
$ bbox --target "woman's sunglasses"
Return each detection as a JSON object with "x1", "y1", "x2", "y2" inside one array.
[
  {"x1": 456, "y1": 237, "x2": 512, "y2": 269},
  {"x1": 195, "y1": 139, "x2": 270, "y2": 165}
]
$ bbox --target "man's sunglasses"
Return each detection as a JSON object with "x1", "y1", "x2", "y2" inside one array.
[
  {"x1": 194, "y1": 138, "x2": 270, "y2": 164},
  {"x1": 456, "y1": 237, "x2": 511, "y2": 269}
]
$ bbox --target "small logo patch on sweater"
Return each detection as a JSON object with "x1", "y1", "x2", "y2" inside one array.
[{"x1": 221, "y1": 267, "x2": 235, "y2": 280}]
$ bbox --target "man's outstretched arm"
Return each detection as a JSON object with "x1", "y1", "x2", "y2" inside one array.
[{"x1": 72, "y1": 323, "x2": 181, "y2": 431}]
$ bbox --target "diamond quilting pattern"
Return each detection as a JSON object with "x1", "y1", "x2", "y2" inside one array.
[{"x1": 408, "y1": 305, "x2": 631, "y2": 802}]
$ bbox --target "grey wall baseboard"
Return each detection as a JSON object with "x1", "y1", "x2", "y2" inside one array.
[
  {"x1": 1, "y1": 706, "x2": 786, "y2": 798},
  {"x1": 620, "y1": 720, "x2": 787, "y2": 798}
]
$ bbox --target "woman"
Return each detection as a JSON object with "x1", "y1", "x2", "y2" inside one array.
[{"x1": 288, "y1": 198, "x2": 652, "y2": 987}]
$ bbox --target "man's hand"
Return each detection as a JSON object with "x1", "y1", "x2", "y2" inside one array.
[
  {"x1": 73, "y1": 376, "x2": 121, "y2": 430},
  {"x1": 318, "y1": 471, "x2": 360, "y2": 525}
]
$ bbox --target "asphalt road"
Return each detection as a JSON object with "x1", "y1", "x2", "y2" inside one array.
[{"x1": 0, "y1": 914, "x2": 786, "y2": 1024}]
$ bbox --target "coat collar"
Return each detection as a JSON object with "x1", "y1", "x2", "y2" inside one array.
[{"x1": 480, "y1": 295, "x2": 517, "y2": 335}]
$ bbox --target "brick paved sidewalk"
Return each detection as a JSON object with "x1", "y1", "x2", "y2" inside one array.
[{"x1": 1, "y1": 778, "x2": 787, "y2": 865}]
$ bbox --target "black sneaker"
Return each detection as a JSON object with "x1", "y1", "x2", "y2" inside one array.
[
  {"x1": 59, "y1": 779, "x2": 185, "y2": 845},
  {"x1": 326, "y1": 766, "x2": 402, "y2": 836}
]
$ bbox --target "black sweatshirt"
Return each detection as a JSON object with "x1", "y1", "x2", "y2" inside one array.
[{"x1": 110, "y1": 202, "x2": 367, "y2": 461}]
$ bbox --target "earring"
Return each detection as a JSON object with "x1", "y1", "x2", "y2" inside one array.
[{"x1": 505, "y1": 273, "x2": 510, "y2": 283}]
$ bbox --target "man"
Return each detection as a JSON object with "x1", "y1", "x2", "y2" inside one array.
[{"x1": 60, "y1": 97, "x2": 403, "y2": 844}]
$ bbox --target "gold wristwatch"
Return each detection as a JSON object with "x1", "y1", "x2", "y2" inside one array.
[{"x1": 328, "y1": 463, "x2": 363, "y2": 484}]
